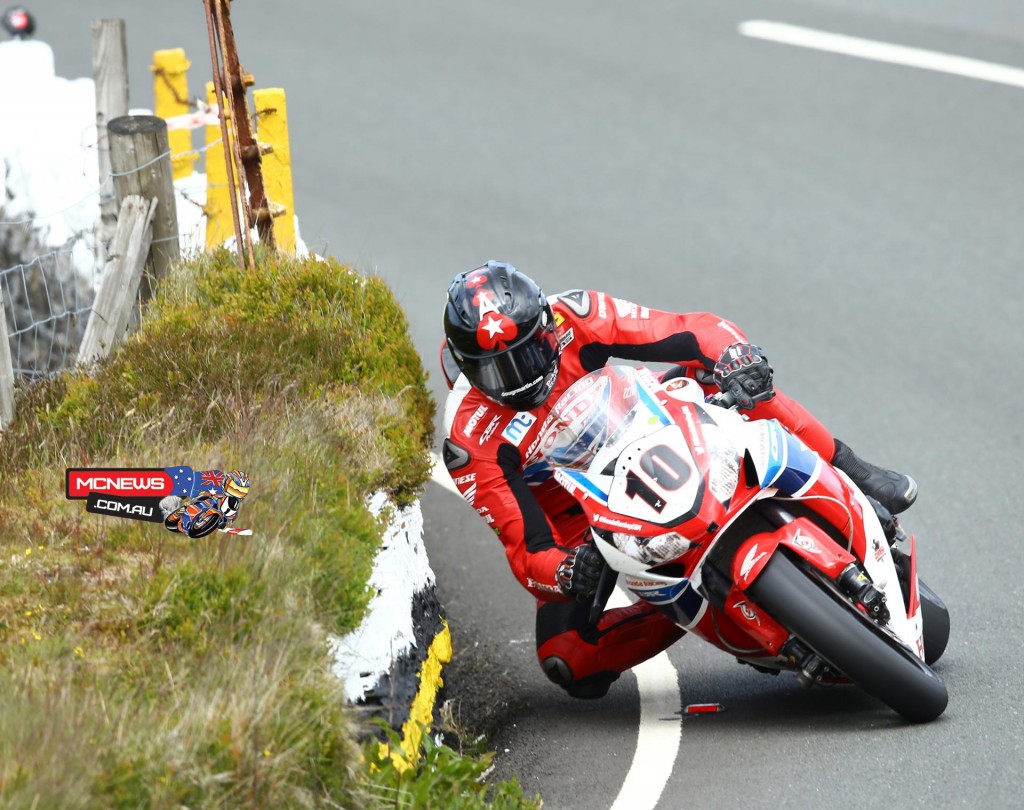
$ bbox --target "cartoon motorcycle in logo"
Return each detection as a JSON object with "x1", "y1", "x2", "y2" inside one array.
[{"x1": 160, "y1": 470, "x2": 251, "y2": 539}]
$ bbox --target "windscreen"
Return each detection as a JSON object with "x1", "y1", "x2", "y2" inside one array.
[{"x1": 536, "y1": 366, "x2": 647, "y2": 471}]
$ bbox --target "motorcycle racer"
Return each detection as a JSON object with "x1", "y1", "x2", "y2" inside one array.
[
  {"x1": 159, "y1": 469, "x2": 251, "y2": 538},
  {"x1": 441, "y1": 260, "x2": 917, "y2": 699}
]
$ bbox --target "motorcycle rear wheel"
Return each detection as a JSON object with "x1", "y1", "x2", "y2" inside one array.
[{"x1": 747, "y1": 553, "x2": 948, "y2": 723}]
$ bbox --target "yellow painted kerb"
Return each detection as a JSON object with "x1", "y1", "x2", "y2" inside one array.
[{"x1": 382, "y1": 620, "x2": 453, "y2": 772}]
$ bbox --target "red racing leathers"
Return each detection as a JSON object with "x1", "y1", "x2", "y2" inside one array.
[{"x1": 442, "y1": 289, "x2": 837, "y2": 695}]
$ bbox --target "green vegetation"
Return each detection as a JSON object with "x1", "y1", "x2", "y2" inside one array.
[{"x1": 0, "y1": 250, "x2": 538, "y2": 808}]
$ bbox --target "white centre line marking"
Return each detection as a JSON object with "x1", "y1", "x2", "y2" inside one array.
[
  {"x1": 431, "y1": 455, "x2": 682, "y2": 810},
  {"x1": 739, "y1": 20, "x2": 1024, "y2": 89},
  {"x1": 607, "y1": 587, "x2": 681, "y2": 810}
]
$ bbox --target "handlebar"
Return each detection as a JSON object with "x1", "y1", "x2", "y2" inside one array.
[{"x1": 706, "y1": 390, "x2": 738, "y2": 410}]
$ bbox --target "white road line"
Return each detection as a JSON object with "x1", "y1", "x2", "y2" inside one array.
[
  {"x1": 739, "y1": 20, "x2": 1024, "y2": 89},
  {"x1": 430, "y1": 453, "x2": 682, "y2": 810},
  {"x1": 607, "y1": 587, "x2": 682, "y2": 810}
]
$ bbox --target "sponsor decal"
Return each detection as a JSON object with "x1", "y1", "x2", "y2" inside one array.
[
  {"x1": 873, "y1": 537, "x2": 887, "y2": 562},
  {"x1": 558, "y1": 327, "x2": 575, "y2": 350},
  {"x1": 593, "y1": 513, "x2": 644, "y2": 532},
  {"x1": 680, "y1": 406, "x2": 705, "y2": 456},
  {"x1": 666, "y1": 378, "x2": 687, "y2": 391},
  {"x1": 528, "y1": 577, "x2": 562, "y2": 594},
  {"x1": 611, "y1": 298, "x2": 651, "y2": 320},
  {"x1": 597, "y1": 292, "x2": 608, "y2": 319},
  {"x1": 625, "y1": 576, "x2": 668, "y2": 589},
  {"x1": 733, "y1": 600, "x2": 760, "y2": 624},
  {"x1": 792, "y1": 530, "x2": 821, "y2": 554},
  {"x1": 502, "y1": 412, "x2": 538, "y2": 446},
  {"x1": 463, "y1": 404, "x2": 490, "y2": 438},
  {"x1": 476, "y1": 506, "x2": 495, "y2": 524},
  {"x1": 501, "y1": 374, "x2": 545, "y2": 399},
  {"x1": 556, "y1": 290, "x2": 591, "y2": 318},
  {"x1": 554, "y1": 311, "x2": 565, "y2": 327},
  {"x1": 740, "y1": 544, "x2": 768, "y2": 579},
  {"x1": 716, "y1": 319, "x2": 745, "y2": 343},
  {"x1": 461, "y1": 480, "x2": 478, "y2": 505},
  {"x1": 452, "y1": 473, "x2": 476, "y2": 485},
  {"x1": 480, "y1": 415, "x2": 502, "y2": 444}
]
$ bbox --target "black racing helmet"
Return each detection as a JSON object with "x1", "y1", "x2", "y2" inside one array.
[{"x1": 444, "y1": 261, "x2": 560, "y2": 410}]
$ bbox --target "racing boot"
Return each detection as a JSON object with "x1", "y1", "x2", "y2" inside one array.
[
  {"x1": 865, "y1": 495, "x2": 898, "y2": 544},
  {"x1": 832, "y1": 439, "x2": 918, "y2": 515}
]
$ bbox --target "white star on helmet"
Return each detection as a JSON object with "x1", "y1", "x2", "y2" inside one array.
[{"x1": 481, "y1": 316, "x2": 506, "y2": 338}]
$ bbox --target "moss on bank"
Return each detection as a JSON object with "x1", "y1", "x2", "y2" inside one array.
[{"x1": 0, "y1": 250, "x2": 538, "y2": 808}]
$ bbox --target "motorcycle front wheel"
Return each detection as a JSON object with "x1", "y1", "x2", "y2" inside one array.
[{"x1": 747, "y1": 553, "x2": 948, "y2": 723}]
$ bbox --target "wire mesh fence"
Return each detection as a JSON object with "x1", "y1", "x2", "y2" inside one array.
[{"x1": 1, "y1": 248, "x2": 96, "y2": 379}]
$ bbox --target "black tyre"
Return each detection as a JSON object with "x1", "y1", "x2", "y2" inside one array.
[
  {"x1": 187, "y1": 510, "x2": 222, "y2": 539},
  {"x1": 919, "y1": 578, "x2": 950, "y2": 666},
  {"x1": 747, "y1": 553, "x2": 948, "y2": 723}
]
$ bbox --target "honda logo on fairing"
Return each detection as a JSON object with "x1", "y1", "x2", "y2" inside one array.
[{"x1": 740, "y1": 544, "x2": 768, "y2": 579}]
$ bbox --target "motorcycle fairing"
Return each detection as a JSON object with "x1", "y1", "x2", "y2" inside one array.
[
  {"x1": 732, "y1": 517, "x2": 857, "y2": 590},
  {"x1": 743, "y1": 419, "x2": 824, "y2": 497}
]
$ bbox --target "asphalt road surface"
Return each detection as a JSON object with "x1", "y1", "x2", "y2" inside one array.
[{"x1": 43, "y1": 1, "x2": 1024, "y2": 807}]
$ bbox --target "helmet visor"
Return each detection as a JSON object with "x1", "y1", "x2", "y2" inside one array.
[{"x1": 454, "y1": 321, "x2": 559, "y2": 408}]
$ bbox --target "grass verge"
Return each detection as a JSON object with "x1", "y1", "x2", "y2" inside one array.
[{"x1": 0, "y1": 249, "x2": 539, "y2": 808}]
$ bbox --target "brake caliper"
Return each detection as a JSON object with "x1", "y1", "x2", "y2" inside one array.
[{"x1": 838, "y1": 564, "x2": 890, "y2": 625}]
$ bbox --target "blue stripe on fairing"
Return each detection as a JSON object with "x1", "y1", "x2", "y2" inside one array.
[
  {"x1": 634, "y1": 580, "x2": 707, "y2": 626},
  {"x1": 563, "y1": 469, "x2": 609, "y2": 503},
  {"x1": 636, "y1": 383, "x2": 672, "y2": 427},
  {"x1": 523, "y1": 460, "x2": 553, "y2": 485},
  {"x1": 772, "y1": 430, "x2": 823, "y2": 496},
  {"x1": 762, "y1": 421, "x2": 788, "y2": 487},
  {"x1": 631, "y1": 578, "x2": 687, "y2": 604}
]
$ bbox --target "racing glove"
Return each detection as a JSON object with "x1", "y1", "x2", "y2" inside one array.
[
  {"x1": 556, "y1": 543, "x2": 605, "y2": 602},
  {"x1": 713, "y1": 342, "x2": 775, "y2": 411}
]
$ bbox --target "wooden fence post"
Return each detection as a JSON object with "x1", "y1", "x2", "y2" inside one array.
[
  {"x1": 78, "y1": 196, "x2": 159, "y2": 365},
  {"x1": 91, "y1": 19, "x2": 129, "y2": 257},
  {"x1": 0, "y1": 282, "x2": 15, "y2": 428},
  {"x1": 254, "y1": 87, "x2": 296, "y2": 256},
  {"x1": 108, "y1": 115, "x2": 180, "y2": 305}
]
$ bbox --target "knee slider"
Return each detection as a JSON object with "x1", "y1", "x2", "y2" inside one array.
[
  {"x1": 541, "y1": 656, "x2": 619, "y2": 699},
  {"x1": 541, "y1": 655, "x2": 573, "y2": 686}
]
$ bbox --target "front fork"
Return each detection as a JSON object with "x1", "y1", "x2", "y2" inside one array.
[{"x1": 721, "y1": 508, "x2": 900, "y2": 658}]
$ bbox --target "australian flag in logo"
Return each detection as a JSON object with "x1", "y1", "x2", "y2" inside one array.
[{"x1": 165, "y1": 467, "x2": 227, "y2": 499}]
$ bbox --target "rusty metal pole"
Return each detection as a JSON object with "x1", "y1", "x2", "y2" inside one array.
[
  {"x1": 212, "y1": 0, "x2": 275, "y2": 252},
  {"x1": 203, "y1": 0, "x2": 246, "y2": 271}
]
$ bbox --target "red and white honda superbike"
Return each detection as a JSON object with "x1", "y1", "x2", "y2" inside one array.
[{"x1": 532, "y1": 365, "x2": 950, "y2": 723}]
